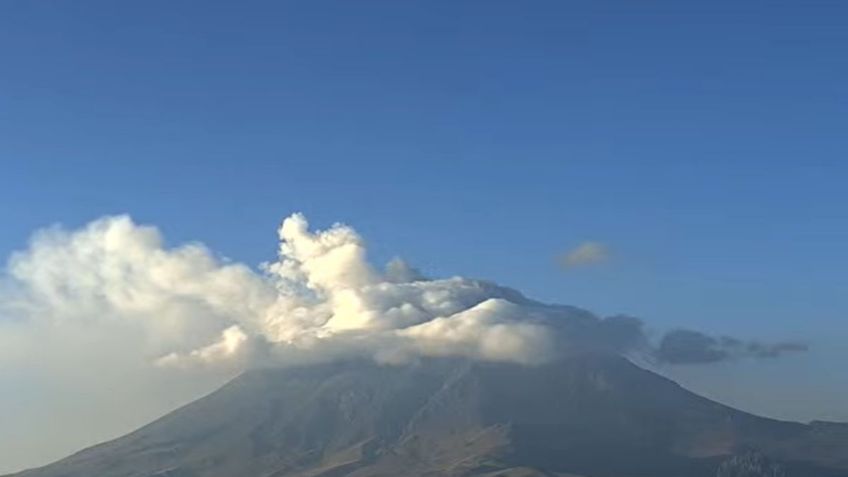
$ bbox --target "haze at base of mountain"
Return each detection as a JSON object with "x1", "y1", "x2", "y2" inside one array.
[{"x1": 9, "y1": 354, "x2": 848, "y2": 477}]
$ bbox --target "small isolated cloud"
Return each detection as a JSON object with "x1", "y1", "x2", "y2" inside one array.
[{"x1": 558, "y1": 241, "x2": 610, "y2": 269}]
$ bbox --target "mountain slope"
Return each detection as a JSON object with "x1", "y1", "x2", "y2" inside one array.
[{"x1": 9, "y1": 354, "x2": 848, "y2": 477}]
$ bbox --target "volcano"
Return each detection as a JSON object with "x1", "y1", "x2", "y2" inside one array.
[{"x1": 8, "y1": 354, "x2": 848, "y2": 477}]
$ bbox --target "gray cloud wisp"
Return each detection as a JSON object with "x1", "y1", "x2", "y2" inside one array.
[{"x1": 656, "y1": 329, "x2": 808, "y2": 365}]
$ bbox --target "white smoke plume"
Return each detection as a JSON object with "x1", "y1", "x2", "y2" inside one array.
[
  {"x1": 2, "y1": 213, "x2": 558, "y2": 376},
  {"x1": 1, "y1": 213, "x2": 811, "y2": 375},
  {"x1": 161, "y1": 212, "x2": 557, "y2": 367},
  {"x1": 0, "y1": 213, "x2": 561, "y2": 472},
  {"x1": 0, "y1": 213, "x2": 809, "y2": 473}
]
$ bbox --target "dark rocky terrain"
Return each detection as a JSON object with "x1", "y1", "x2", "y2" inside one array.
[{"x1": 9, "y1": 354, "x2": 848, "y2": 477}]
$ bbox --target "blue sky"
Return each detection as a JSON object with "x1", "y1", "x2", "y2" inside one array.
[{"x1": 1, "y1": 0, "x2": 847, "y2": 430}]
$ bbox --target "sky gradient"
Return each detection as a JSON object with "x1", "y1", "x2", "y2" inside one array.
[{"x1": 1, "y1": 1, "x2": 847, "y2": 473}]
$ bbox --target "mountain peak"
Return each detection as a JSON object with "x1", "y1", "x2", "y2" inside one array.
[{"x1": 10, "y1": 355, "x2": 848, "y2": 477}]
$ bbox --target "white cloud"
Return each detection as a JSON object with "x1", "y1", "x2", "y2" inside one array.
[
  {"x1": 558, "y1": 241, "x2": 610, "y2": 269},
  {"x1": 1, "y1": 213, "x2": 563, "y2": 380},
  {"x1": 399, "y1": 298, "x2": 555, "y2": 365},
  {"x1": 0, "y1": 214, "x2": 576, "y2": 472},
  {"x1": 0, "y1": 213, "x2": 808, "y2": 473}
]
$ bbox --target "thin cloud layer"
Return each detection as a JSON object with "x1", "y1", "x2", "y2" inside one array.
[{"x1": 657, "y1": 329, "x2": 808, "y2": 365}]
